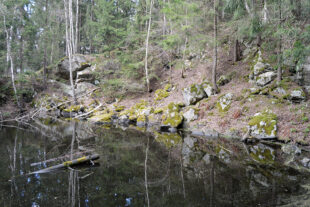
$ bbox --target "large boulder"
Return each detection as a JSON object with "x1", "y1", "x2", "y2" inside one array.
[
  {"x1": 256, "y1": 71, "x2": 277, "y2": 87},
  {"x1": 57, "y1": 55, "x2": 91, "y2": 79},
  {"x1": 182, "y1": 84, "x2": 206, "y2": 106},
  {"x1": 248, "y1": 111, "x2": 277, "y2": 139}
]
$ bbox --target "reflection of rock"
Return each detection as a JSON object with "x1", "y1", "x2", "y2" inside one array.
[
  {"x1": 216, "y1": 146, "x2": 231, "y2": 164},
  {"x1": 182, "y1": 137, "x2": 198, "y2": 167},
  {"x1": 281, "y1": 144, "x2": 301, "y2": 155},
  {"x1": 154, "y1": 132, "x2": 182, "y2": 148},
  {"x1": 202, "y1": 154, "x2": 211, "y2": 165},
  {"x1": 301, "y1": 157, "x2": 310, "y2": 168},
  {"x1": 249, "y1": 143, "x2": 275, "y2": 165}
]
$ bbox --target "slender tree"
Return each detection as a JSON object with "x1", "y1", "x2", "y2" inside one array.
[
  {"x1": 277, "y1": 0, "x2": 282, "y2": 85},
  {"x1": 144, "y1": 0, "x2": 154, "y2": 92},
  {"x1": 212, "y1": 0, "x2": 218, "y2": 93},
  {"x1": 64, "y1": 0, "x2": 77, "y2": 104}
]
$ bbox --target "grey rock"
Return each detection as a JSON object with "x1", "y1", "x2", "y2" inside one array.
[
  {"x1": 182, "y1": 84, "x2": 206, "y2": 106},
  {"x1": 76, "y1": 82, "x2": 97, "y2": 95},
  {"x1": 256, "y1": 71, "x2": 277, "y2": 87},
  {"x1": 57, "y1": 55, "x2": 91, "y2": 79},
  {"x1": 290, "y1": 89, "x2": 305, "y2": 103},
  {"x1": 183, "y1": 108, "x2": 198, "y2": 121},
  {"x1": 301, "y1": 157, "x2": 310, "y2": 168},
  {"x1": 203, "y1": 154, "x2": 211, "y2": 165}
]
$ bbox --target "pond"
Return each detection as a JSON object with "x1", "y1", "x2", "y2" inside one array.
[{"x1": 0, "y1": 120, "x2": 309, "y2": 207}]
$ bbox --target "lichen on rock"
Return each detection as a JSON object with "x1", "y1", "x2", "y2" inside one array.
[
  {"x1": 217, "y1": 93, "x2": 233, "y2": 112},
  {"x1": 248, "y1": 110, "x2": 277, "y2": 139}
]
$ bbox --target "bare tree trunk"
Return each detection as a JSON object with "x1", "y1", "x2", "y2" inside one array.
[
  {"x1": 162, "y1": 0, "x2": 166, "y2": 36},
  {"x1": 144, "y1": 0, "x2": 153, "y2": 92},
  {"x1": 212, "y1": 0, "x2": 218, "y2": 93},
  {"x1": 262, "y1": 0, "x2": 269, "y2": 24},
  {"x1": 4, "y1": 16, "x2": 10, "y2": 77},
  {"x1": 19, "y1": 35, "x2": 24, "y2": 73},
  {"x1": 75, "y1": 0, "x2": 79, "y2": 53},
  {"x1": 234, "y1": 39, "x2": 240, "y2": 62},
  {"x1": 3, "y1": 15, "x2": 20, "y2": 108},
  {"x1": 43, "y1": 0, "x2": 49, "y2": 87},
  {"x1": 64, "y1": 0, "x2": 77, "y2": 104},
  {"x1": 244, "y1": 0, "x2": 252, "y2": 17},
  {"x1": 277, "y1": 0, "x2": 282, "y2": 85},
  {"x1": 181, "y1": 6, "x2": 188, "y2": 78}
]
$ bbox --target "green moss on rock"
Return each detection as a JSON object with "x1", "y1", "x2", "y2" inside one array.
[
  {"x1": 248, "y1": 111, "x2": 277, "y2": 139},
  {"x1": 161, "y1": 102, "x2": 183, "y2": 128},
  {"x1": 154, "y1": 89, "x2": 169, "y2": 101}
]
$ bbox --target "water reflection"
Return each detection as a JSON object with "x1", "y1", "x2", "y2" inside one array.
[{"x1": 0, "y1": 121, "x2": 309, "y2": 206}]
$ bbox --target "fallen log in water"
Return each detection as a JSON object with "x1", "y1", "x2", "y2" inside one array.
[{"x1": 29, "y1": 154, "x2": 99, "y2": 174}]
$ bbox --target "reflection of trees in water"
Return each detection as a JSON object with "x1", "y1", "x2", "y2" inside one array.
[{"x1": 0, "y1": 125, "x2": 310, "y2": 206}]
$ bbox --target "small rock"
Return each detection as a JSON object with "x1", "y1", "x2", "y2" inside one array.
[
  {"x1": 203, "y1": 154, "x2": 211, "y2": 165},
  {"x1": 248, "y1": 111, "x2": 277, "y2": 139},
  {"x1": 202, "y1": 82, "x2": 214, "y2": 97}
]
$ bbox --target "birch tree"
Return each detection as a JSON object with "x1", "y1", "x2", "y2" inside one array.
[
  {"x1": 144, "y1": 0, "x2": 154, "y2": 92},
  {"x1": 64, "y1": 0, "x2": 77, "y2": 104},
  {"x1": 1, "y1": 6, "x2": 20, "y2": 108}
]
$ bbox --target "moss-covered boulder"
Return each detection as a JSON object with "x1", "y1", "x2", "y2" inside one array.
[
  {"x1": 56, "y1": 55, "x2": 91, "y2": 79},
  {"x1": 217, "y1": 93, "x2": 233, "y2": 112},
  {"x1": 182, "y1": 84, "x2": 206, "y2": 106},
  {"x1": 88, "y1": 108, "x2": 114, "y2": 124},
  {"x1": 201, "y1": 81, "x2": 214, "y2": 97},
  {"x1": 119, "y1": 100, "x2": 148, "y2": 122},
  {"x1": 136, "y1": 107, "x2": 154, "y2": 126},
  {"x1": 161, "y1": 102, "x2": 183, "y2": 129},
  {"x1": 183, "y1": 107, "x2": 199, "y2": 121},
  {"x1": 248, "y1": 111, "x2": 277, "y2": 139}
]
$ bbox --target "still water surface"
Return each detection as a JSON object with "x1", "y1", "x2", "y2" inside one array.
[{"x1": 0, "y1": 120, "x2": 309, "y2": 206}]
